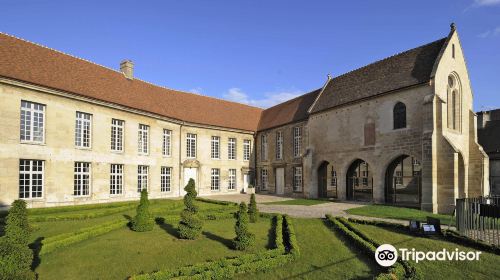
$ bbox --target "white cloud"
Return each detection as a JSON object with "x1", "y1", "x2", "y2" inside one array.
[
  {"x1": 188, "y1": 87, "x2": 203, "y2": 94},
  {"x1": 474, "y1": 0, "x2": 500, "y2": 6},
  {"x1": 478, "y1": 26, "x2": 500, "y2": 38},
  {"x1": 223, "y1": 88, "x2": 303, "y2": 108}
]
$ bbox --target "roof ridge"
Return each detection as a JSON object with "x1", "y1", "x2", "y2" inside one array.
[
  {"x1": 0, "y1": 31, "x2": 263, "y2": 111},
  {"x1": 332, "y1": 37, "x2": 447, "y2": 81}
]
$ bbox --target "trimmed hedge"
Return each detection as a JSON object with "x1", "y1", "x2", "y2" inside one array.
[
  {"x1": 179, "y1": 179, "x2": 203, "y2": 239},
  {"x1": 195, "y1": 198, "x2": 238, "y2": 206},
  {"x1": 130, "y1": 214, "x2": 300, "y2": 279},
  {"x1": 0, "y1": 238, "x2": 35, "y2": 280},
  {"x1": 131, "y1": 190, "x2": 154, "y2": 232},
  {"x1": 28, "y1": 204, "x2": 136, "y2": 222},
  {"x1": 442, "y1": 229, "x2": 500, "y2": 255},
  {"x1": 248, "y1": 194, "x2": 258, "y2": 223},
  {"x1": 233, "y1": 202, "x2": 255, "y2": 250},
  {"x1": 273, "y1": 215, "x2": 285, "y2": 252},
  {"x1": 283, "y1": 215, "x2": 300, "y2": 257},
  {"x1": 40, "y1": 219, "x2": 127, "y2": 255},
  {"x1": 4, "y1": 200, "x2": 30, "y2": 246}
]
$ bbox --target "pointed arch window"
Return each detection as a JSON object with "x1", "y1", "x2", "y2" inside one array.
[
  {"x1": 447, "y1": 74, "x2": 461, "y2": 132},
  {"x1": 393, "y1": 102, "x2": 406, "y2": 129}
]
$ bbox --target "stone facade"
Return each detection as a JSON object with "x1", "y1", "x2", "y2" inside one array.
[{"x1": 0, "y1": 80, "x2": 255, "y2": 208}]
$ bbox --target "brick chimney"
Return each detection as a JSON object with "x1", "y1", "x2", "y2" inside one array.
[{"x1": 120, "y1": 60, "x2": 134, "y2": 79}]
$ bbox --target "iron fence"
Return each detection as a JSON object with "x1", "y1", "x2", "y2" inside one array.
[{"x1": 456, "y1": 196, "x2": 500, "y2": 245}]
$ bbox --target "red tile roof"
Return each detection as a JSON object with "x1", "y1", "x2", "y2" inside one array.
[{"x1": 0, "y1": 33, "x2": 263, "y2": 132}]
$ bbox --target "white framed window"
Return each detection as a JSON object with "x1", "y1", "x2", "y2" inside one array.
[
  {"x1": 293, "y1": 166, "x2": 303, "y2": 192},
  {"x1": 186, "y1": 133, "x2": 197, "y2": 158},
  {"x1": 243, "y1": 139, "x2": 251, "y2": 161},
  {"x1": 163, "y1": 129, "x2": 172, "y2": 157},
  {"x1": 276, "y1": 131, "x2": 283, "y2": 160},
  {"x1": 261, "y1": 134, "x2": 268, "y2": 160},
  {"x1": 138, "y1": 124, "x2": 149, "y2": 154},
  {"x1": 138, "y1": 165, "x2": 148, "y2": 192},
  {"x1": 110, "y1": 164, "x2": 123, "y2": 195},
  {"x1": 261, "y1": 169, "x2": 268, "y2": 190},
  {"x1": 228, "y1": 169, "x2": 236, "y2": 190},
  {"x1": 211, "y1": 136, "x2": 220, "y2": 159},
  {"x1": 74, "y1": 162, "x2": 91, "y2": 196},
  {"x1": 111, "y1": 119, "x2": 124, "y2": 152},
  {"x1": 211, "y1": 168, "x2": 220, "y2": 191},
  {"x1": 20, "y1": 101, "x2": 45, "y2": 143},
  {"x1": 75, "y1": 112, "x2": 92, "y2": 148},
  {"x1": 19, "y1": 159, "x2": 44, "y2": 199},
  {"x1": 228, "y1": 138, "x2": 237, "y2": 160},
  {"x1": 293, "y1": 126, "x2": 302, "y2": 158},
  {"x1": 161, "y1": 166, "x2": 172, "y2": 192}
]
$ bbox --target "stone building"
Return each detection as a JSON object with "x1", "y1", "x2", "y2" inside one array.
[
  {"x1": 255, "y1": 24, "x2": 489, "y2": 213},
  {"x1": 0, "y1": 33, "x2": 260, "y2": 208},
  {"x1": 0, "y1": 24, "x2": 489, "y2": 213},
  {"x1": 477, "y1": 109, "x2": 500, "y2": 195}
]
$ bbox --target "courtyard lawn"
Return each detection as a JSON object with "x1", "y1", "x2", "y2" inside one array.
[
  {"x1": 262, "y1": 198, "x2": 331, "y2": 206},
  {"x1": 350, "y1": 223, "x2": 500, "y2": 279},
  {"x1": 236, "y1": 218, "x2": 381, "y2": 280},
  {"x1": 346, "y1": 205, "x2": 455, "y2": 226}
]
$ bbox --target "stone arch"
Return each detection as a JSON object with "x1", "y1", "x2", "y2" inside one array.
[
  {"x1": 447, "y1": 72, "x2": 462, "y2": 131},
  {"x1": 317, "y1": 160, "x2": 338, "y2": 199},
  {"x1": 393, "y1": 102, "x2": 407, "y2": 129},
  {"x1": 346, "y1": 158, "x2": 373, "y2": 201},
  {"x1": 384, "y1": 154, "x2": 421, "y2": 207}
]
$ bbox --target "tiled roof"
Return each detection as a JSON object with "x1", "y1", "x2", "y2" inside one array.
[
  {"x1": 257, "y1": 88, "x2": 321, "y2": 131},
  {"x1": 309, "y1": 37, "x2": 448, "y2": 114},
  {"x1": 0, "y1": 33, "x2": 263, "y2": 132}
]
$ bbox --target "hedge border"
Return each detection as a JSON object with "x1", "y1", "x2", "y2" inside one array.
[
  {"x1": 130, "y1": 215, "x2": 300, "y2": 279},
  {"x1": 195, "y1": 198, "x2": 238, "y2": 206}
]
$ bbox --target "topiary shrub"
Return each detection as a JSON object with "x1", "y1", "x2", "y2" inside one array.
[
  {"x1": 179, "y1": 179, "x2": 203, "y2": 239},
  {"x1": 4, "y1": 200, "x2": 30, "y2": 246},
  {"x1": 248, "y1": 194, "x2": 258, "y2": 223},
  {"x1": 0, "y1": 199, "x2": 35, "y2": 280},
  {"x1": 233, "y1": 202, "x2": 255, "y2": 250},
  {"x1": 131, "y1": 189, "x2": 154, "y2": 232}
]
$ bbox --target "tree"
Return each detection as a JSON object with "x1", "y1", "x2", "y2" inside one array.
[
  {"x1": 233, "y1": 202, "x2": 254, "y2": 250},
  {"x1": 248, "y1": 194, "x2": 258, "y2": 223},
  {"x1": 178, "y1": 178, "x2": 202, "y2": 239},
  {"x1": 0, "y1": 199, "x2": 35, "y2": 280},
  {"x1": 131, "y1": 189, "x2": 154, "y2": 232}
]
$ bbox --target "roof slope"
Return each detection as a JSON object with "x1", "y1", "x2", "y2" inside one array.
[
  {"x1": 0, "y1": 33, "x2": 262, "y2": 131},
  {"x1": 258, "y1": 88, "x2": 321, "y2": 131},
  {"x1": 310, "y1": 38, "x2": 447, "y2": 114}
]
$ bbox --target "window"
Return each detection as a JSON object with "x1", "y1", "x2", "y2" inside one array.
[
  {"x1": 137, "y1": 165, "x2": 148, "y2": 192},
  {"x1": 19, "y1": 159, "x2": 44, "y2": 199},
  {"x1": 20, "y1": 101, "x2": 45, "y2": 143},
  {"x1": 393, "y1": 102, "x2": 406, "y2": 129},
  {"x1": 293, "y1": 166, "x2": 303, "y2": 192},
  {"x1": 452, "y1": 44, "x2": 455, "y2": 59},
  {"x1": 163, "y1": 129, "x2": 172, "y2": 157},
  {"x1": 293, "y1": 127, "x2": 302, "y2": 157},
  {"x1": 228, "y1": 169, "x2": 237, "y2": 190},
  {"x1": 161, "y1": 167, "x2": 172, "y2": 192},
  {"x1": 243, "y1": 139, "x2": 251, "y2": 161},
  {"x1": 261, "y1": 134, "x2": 268, "y2": 160},
  {"x1": 110, "y1": 164, "x2": 123, "y2": 195},
  {"x1": 228, "y1": 138, "x2": 236, "y2": 160},
  {"x1": 111, "y1": 119, "x2": 124, "y2": 152},
  {"x1": 75, "y1": 112, "x2": 92, "y2": 148},
  {"x1": 211, "y1": 168, "x2": 220, "y2": 191},
  {"x1": 74, "y1": 162, "x2": 91, "y2": 196},
  {"x1": 276, "y1": 131, "x2": 283, "y2": 160},
  {"x1": 447, "y1": 74, "x2": 461, "y2": 131},
  {"x1": 211, "y1": 136, "x2": 220, "y2": 159},
  {"x1": 331, "y1": 168, "x2": 337, "y2": 186},
  {"x1": 138, "y1": 124, "x2": 149, "y2": 154},
  {"x1": 261, "y1": 169, "x2": 268, "y2": 190},
  {"x1": 186, "y1": 133, "x2": 197, "y2": 158}
]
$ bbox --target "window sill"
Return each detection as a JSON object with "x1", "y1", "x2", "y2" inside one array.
[
  {"x1": 163, "y1": 155, "x2": 172, "y2": 158},
  {"x1": 75, "y1": 146, "x2": 92, "y2": 151},
  {"x1": 111, "y1": 150, "x2": 124, "y2": 154},
  {"x1": 20, "y1": 197, "x2": 45, "y2": 201},
  {"x1": 20, "y1": 141, "x2": 45, "y2": 146},
  {"x1": 73, "y1": 195, "x2": 91, "y2": 198},
  {"x1": 138, "y1": 153, "x2": 149, "y2": 156}
]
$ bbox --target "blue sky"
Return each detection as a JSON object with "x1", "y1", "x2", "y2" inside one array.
[{"x1": 1, "y1": 0, "x2": 499, "y2": 110}]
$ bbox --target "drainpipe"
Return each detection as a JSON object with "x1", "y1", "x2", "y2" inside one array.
[{"x1": 179, "y1": 123, "x2": 183, "y2": 197}]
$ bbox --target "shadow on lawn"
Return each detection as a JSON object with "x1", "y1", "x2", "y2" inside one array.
[
  {"x1": 29, "y1": 236, "x2": 44, "y2": 272},
  {"x1": 285, "y1": 255, "x2": 374, "y2": 280},
  {"x1": 266, "y1": 217, "x2": 276, "y2": 249},
  {"x1": 155, "y1": 217, "x2": 180, "y2": 238},
  {"x1": 202, "y1": 231, "x2": 233, "y2": 249}
]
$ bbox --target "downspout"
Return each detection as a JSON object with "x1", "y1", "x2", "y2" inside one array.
[{"x1": 179, "y1": 123, "x2": 183, "y2": 197}]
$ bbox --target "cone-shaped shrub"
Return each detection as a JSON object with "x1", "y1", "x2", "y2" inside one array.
[
  {"x1": 131, "y1": 189, "x2": 154, "y2": 232},
  {"x1": 248, "y1": 193, "x2": 258, "y2": 223},
  {"x1": 0, "y1": 199, "x2": 35, "y2": 280},
  {"x1": 179, "y1": 178, "x2": 202, "y2": 239},
  {"x1": 233, "y1": 202, "x2": 255, "y2": 250}
]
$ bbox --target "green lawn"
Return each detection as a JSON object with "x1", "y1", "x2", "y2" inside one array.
[
  {"x1": 236, "y1": 218, "x2": 381, "y2": 279},
  {"x1": 346, "y1": 205, "x2": 455, "y2": 226},
  {"x1": 263, "y1": 198, "x2": 331, "y2": 206},
  {"x1": 350, "y1": 223, "x2": 500, "y2": 279}
]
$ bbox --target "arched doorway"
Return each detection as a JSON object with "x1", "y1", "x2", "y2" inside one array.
[
  {"x1": 317, "y1": 161, "x2": 338, "y2": 199},
  {"x1": 346, "y1": 159, "x2": 373, "y2": 202},
  {"x1": 385, "y1": 155, "x2": 421, "y2": 207}
]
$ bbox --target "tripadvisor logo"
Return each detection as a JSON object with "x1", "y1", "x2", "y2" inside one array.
[{"x1": 375, "y1": 244, "x2": 482, "y2": 266}]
